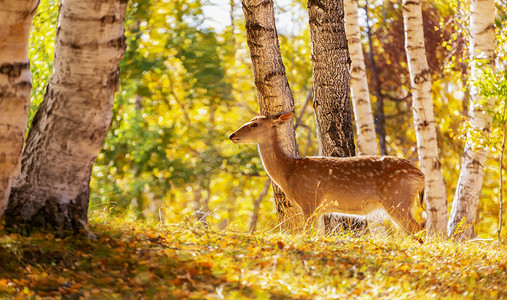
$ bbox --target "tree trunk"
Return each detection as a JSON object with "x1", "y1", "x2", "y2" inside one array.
[
  {"x1": 193, "y1": 185, "x2": 211, "y2": 225},
  {"x1": 249, "y1": 179, "x2": 271, "y2": 232},
  {"x1": 0, "y1": 0, "x2": 39, "y2": 217},
  {"x1": 402, "y1": 0, "x2": 448, "y2": 235},
  {"x1": 6, "y1": 0, "x2": 127, "y2": 232},
  {"x1": 344, "y1": 0, "x2": 378, "y2": 156},
  {"x1": 241, "y1": 0, "x2": 304, "y2": 232},
  {"x1": 308, "y1": 0, "x2": 355, "y2": 158},
  {"x1": 193, "y1": 186, "x2": 204, "y2": 222},
  {"x1": 447, "y1": 0, "x2": 496, "y2": 239},
  {"x1": 365, "y1": 4, "x2": 388, "y2": 156},
  {"x1": 308, "y1": 0, "x2": 369, "y2": 234}
]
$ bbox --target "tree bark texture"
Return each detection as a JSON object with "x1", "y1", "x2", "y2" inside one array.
[
  {"x1": 364, "y1": 4, "x2": 388, "y2": 156},
  {"x1": 249, "y1": 179, "x2": 271, "y2": 232},
  {"x1": 308, "y1": 0, "x2": 355, "y2": 158},
  {"x1": 6, "y1": 0, "x2": 127, "y2": 232},
  {"x1": 448, "y1": 0, "x2": 496, "y2": 239},
  {"x1": 0, "y1": 0, "x2": 39, "y2": 217},
  {"x1": 402, "y1": 0, "x2": 448, "y2": 235},
  {"x1": 344, "y1": 0, "x2": 378, "y2": 156},
  {"x1": 241, "y1": 0, "x2": 304, "y2": 232},
  {"x1": 193, "y1": 185, "x2": 211, "y2": 225},
  {"x1": 308, "y1": 0, "x2": 368, "y2": 233}
]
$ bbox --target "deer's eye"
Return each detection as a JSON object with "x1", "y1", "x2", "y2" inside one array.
[{"x1": 251, "y1": 123, "x2": 258, "y2": 127}]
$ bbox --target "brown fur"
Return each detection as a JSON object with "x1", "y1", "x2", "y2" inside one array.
[{"x1": 230, "y1": 113, "x2": 425, "y2": 236}]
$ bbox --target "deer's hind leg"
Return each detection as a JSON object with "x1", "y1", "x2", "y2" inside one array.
[
  {"x1": 382, "y1": 186, "x2": 423, "y2": 236},
  {"x1": 386, "y1": 204, "x2": 423, "y2": 235}
]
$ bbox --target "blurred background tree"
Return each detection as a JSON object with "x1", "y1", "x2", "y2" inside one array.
[{"x1": 27, "y1": 0, "x2": 506, "y2": 238}]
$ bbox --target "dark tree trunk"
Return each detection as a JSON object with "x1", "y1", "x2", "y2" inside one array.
[
  {"x1": 241, "y1": 0, "x2": 304, "y2": 232},
  {"x1": 365, "y1": 4, "x2": 388, "y2": 156},
  {"x1": 6, "y1": 0, "x2": 127, "y2": 233},
  {"x1": 249, "y1": 179, "x2": 271, "y2": 232},
  {"x1": 373, "y1": 93, "x2": 387, "y2": 155},
  {"x1": 308, "y1": 0, "x2": 355, "y2": 158},
  {"x1": 307, "y1": 0, "x2": 367, "y2": 234}
]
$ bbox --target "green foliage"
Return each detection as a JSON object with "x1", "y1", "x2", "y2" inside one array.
[
  {"x1": 88, "y1": 0, "x2": 279, "y2": 228},
  {"x1": 474, "y1": 19, "x2": 507, "y2": 238},
  {"x1": 478, "y1": 67, "x2": 507, "y2": 146},
  {"x1": 85, "y1": 0, "x2": 318, "y2": 230},
  {"x1": 28, "y1": 0, "x2": 58, "y2": 122},
  {"x1": 0, "y1": 217, "x2": 506, "y2": 298}
]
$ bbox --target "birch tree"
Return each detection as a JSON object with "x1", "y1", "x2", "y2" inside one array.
[
  {"x1": 402, "y1": 0, "x2": 447, "y2": 235},
  {"x1": 344, "y1": 0, "x2": 378, "y2": 156},
  {"x1": 5, "y1": 0, "x2": 127, "y2": 232},
  {"x1": 0, "y1": 0, "x2": 39, "y2": 217},
  {"x1": 448, "y1": 0, "x2": 496, "y2": 239},
  {"x1": 345, "y1": 0, "x2": 383, "y2": 234},
  {"x1": 241, "y1": 0, "x2": 304, "y2": 232}
]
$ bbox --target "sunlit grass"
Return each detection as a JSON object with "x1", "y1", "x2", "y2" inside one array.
[{"x1": 0, "y1": 211, "x2": 505, "y2": 299}]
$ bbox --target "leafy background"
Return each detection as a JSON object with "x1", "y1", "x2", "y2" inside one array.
[{"x1": 28, "y1": 0, "x2": 507, "y2": 237}]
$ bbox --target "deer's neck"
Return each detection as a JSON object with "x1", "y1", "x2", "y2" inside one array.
[{"x1": 258, "y1": 129, "x2": 294, "y2": 189}]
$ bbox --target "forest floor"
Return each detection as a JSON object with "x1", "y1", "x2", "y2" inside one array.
[{"x1": 0, "y1": 214, "x2": 506, "y2": 299}]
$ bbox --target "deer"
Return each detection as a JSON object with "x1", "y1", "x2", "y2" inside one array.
[{"x1": 229, "y1": 112, "x2": 425, "y2": 238}]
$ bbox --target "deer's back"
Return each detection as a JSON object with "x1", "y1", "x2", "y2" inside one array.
[{"x1": 284, "y1": 155, "x2": 424, "y2": 213}]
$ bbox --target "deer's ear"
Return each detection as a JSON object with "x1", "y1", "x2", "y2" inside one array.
[{"x1": 272, "y1": 112, "x2": 293, "y2": 125}]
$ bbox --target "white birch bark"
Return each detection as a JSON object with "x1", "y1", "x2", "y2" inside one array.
[
  {"x1": 448, "y1": 0, "x2": 496, "y2": 239},
  {"x1": 344, "y1": 0, "x2": 378, "y2": 156},
  {"x1": 6, "y1": 0, "x2": 127, "y2": 231},
  {"x1": 0, "y1": 0, "x2": 39, "y2": 217},
  {"x1": 403, "y1": 0, "x2": 448, "y2": 235}
]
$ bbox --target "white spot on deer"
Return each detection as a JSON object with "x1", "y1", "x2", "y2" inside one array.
[{"x1": 329, "y1": 169, "x2": 333, "y2": 175}]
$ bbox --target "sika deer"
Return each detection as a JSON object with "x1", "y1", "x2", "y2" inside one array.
[{"x1": 229, "y1": 112, "x2": 425, "y2": 236}]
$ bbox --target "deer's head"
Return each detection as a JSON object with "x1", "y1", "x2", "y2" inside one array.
[{"x1": 229, "y1": 112, "x2": 293, "y2": 144}]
